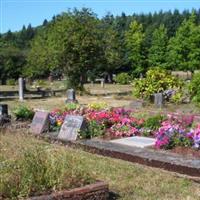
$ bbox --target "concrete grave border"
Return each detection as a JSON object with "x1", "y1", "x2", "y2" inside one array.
[{"x1": 38, "y1": 134, "x2": 200, "y2": 178}]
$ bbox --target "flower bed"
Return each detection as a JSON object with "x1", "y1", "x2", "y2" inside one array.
[{"x1": 48, "y1": 103, "x2": 200, "y2": 153}]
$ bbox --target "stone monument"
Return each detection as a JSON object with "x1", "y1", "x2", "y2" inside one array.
[
  {"x1": 58, "y1": 115, "x2": 85, "y2": 141},
  {"x1": 30, "y1": 111, "x2": 49, "y2": 134},
  {"x1": 18, "y1": 77, "x2": 24, "y2": 101},
  {"x1": 0, "y1": 104, "x2": 11, "y2": 125},
  {"x1": 154, "y1": 93, "x2": 163, "y2": 108},
  {"x1": 65, "y1": 89, "x2": 78, "y2": 103}
]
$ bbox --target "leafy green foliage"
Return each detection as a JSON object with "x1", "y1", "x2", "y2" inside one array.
[
  {"x1": 88, "y1": 102, "x2": 108, "y2": 110},
  {"x1": 13, "y1": 106, "x2": 34, "y2": 120},
  {"x1": 167, "y1": 132, "x2": 192, "y2": 149},
  {"x1": 1, "y1": 9, "x2": 200, "y2": 84},
  {"x1": 189, "y1": 72, "x2": 200, "y2": 103},
  {"x1": 65, "y1": 103, "x2": 80, "y2": 111},
  {"x1": 171, "y1": 92, "x2": 183, "y2": 104},
  {"x1": 80, "y1": 120, "x2": 106, "y2": 139},
  {"x1": 125, "y1": 21, "x2": 146, "y2": 76},
  {"x1": 148, "y1": 25, "x2": 168, "y2": 68},
  {"x1": 114, "y1": 72, "x2": 131, "y2": 84},
  {"x1": 133, "y1": 68, "x2": 183, "y2": 100},
  {"x1": 6, "y1": 79, "x2": 16, "y2": 86},
  {"x1": 143, "y1": 115, "x2": 165, "y2": 131},
  {"x1": 167, "y1": 13, "x2": 200, "y2": 71}
]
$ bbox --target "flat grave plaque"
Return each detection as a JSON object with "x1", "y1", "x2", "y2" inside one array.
[
  {"x1": 30, "y1": 111, "x2": 49, "y2": 134},
  {"x1": 58, "y1": 115, "x2": 84, "y2": 141},
  {"x1": 110, "y1": 136, "x2": 156, "y2": 148}
]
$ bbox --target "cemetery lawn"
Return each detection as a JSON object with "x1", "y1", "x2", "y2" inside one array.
[{"x1": 1, "y1": 132, "x2": 200, "y2": 200}]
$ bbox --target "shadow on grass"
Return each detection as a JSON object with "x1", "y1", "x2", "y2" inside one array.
[{"x1": 109, "y1": 191, "x2": 120, "y2": 199}]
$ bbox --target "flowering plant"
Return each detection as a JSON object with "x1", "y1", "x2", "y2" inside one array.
[
  {"x1": 187, "y1": 124, "x2": 200, "y2": 149},
  {"x1": 155, "y1": 115, "x2": 196, "y2": 149},
  {"x1": 108, "y1": 123, "x2": 138, "y2": 137}
]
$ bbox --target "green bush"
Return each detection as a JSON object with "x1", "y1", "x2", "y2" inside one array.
[
  {"x1": 143, "y1": 114, "x2": 165, "y2": 131},
  {"x1": 13, "y1": 106, "x2": 34, "y2": 120},
  {"x1": 114, "y1": 73, "x2": 131, "y2": 85},
  {"x1": 88, "y1": 102, "x2": 108, "y2": 110},
  {"x1": 171, "y1": 92, "x2": 183, "y2": 104},
  {"x1": 7, "y1": 79, "x2": 16, "y2": 86},
  {"x1": 133, "y1": 68, "x2": 183, "y2": 100},
  {"x1": 65, "y1": 103, "x2": 80, "y2": 111},
  {"x1": 80, "y1": 120, "x2": 105, "y2": 139},
  {"x1": 189, "y1": 72, "x2": 200, "y2": 103}
]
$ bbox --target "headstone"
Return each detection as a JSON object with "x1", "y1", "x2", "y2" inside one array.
[
  {"x1": 58, "y1": 115, "x2": 85, "y2": 141},
  {"x1": 65, "y1": 89, "x2": 78, "y2": 103},
  {"x1": 111, "y1": 136, "x2": 156, "y2": 148},
  {"x1": 0, "y1": 104, "x2": 11, "y2": 125},
  {"x1": 128, "y1": 100, "x2": 145, "y2": 109},
  {"x1": 30, "y1": 111, "x2": 49, "y2": 134},
  {"x1": 101, "y1": 79, "x2": 105, "y2": 88},
  {"x1": 0, "y1": 104, "x2": 8, "y2": 116},
  {"x1": 154, "y1": 93, "x2": 163, "y2": 108},
  {"x1": 18, "y1": 77, "x2": 24, "y2": 101}
]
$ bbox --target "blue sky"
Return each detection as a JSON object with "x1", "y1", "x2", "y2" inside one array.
[{"x1": 1, "y1": 0, "x2": 200, "y2": 33}]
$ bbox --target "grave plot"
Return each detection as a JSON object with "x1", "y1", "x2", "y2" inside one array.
[{"x1": 110, "y1": 136, "x2": 156, "y2": 148}]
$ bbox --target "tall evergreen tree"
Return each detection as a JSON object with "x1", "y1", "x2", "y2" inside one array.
[
  {"x1": 167, "y1": 13, "x2": 200, "y2": 71},
  {"x1": 148, "y1": 24, "x2": 168, "y2": 68},
  {"x1": 125, "y1": 21, "x2": 145, "y2": 76}
]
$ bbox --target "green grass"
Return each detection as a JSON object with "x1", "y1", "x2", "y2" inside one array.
[{"x1": 1, "y1": 132, "x2": 200, "y2": 200}]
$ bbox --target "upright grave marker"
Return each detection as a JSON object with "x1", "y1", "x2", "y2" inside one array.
[
  {"x1": 30, "y1": 111, "x2": 49, "y2": 134},
  {"x1": 66, "y1": 89, "x2": 78, "y2": 103},
  {"x1": 0, "y1": 104, "x2": 10, "y2": 125},
  {"x1": 154, "y1": 93, "x2": 163, "y2": 108},
  {"x1": 18, "y1": 77, "x2": 24, "y2": 101},
  {"x1": 58, "y1": 115, "x2": 85, "y2": 141}
]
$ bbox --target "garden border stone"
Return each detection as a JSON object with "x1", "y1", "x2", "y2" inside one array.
[{"x1": 27, "y1": 181, "x2": 108, "y2": 200}]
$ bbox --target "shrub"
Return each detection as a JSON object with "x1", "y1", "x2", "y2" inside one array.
[
  {"x1": 133, "y1": 68, "x2": 183, "y2": 100},
  {"x1": 171, "y1": 91, "x2": 183, "y2": 104},
  {"x1": 65, "y1": 103, "x2": 80, "y2": 111},
  {"x1": 189, "y1": 72, "x2": 200, "y2": 103},
  {"x1": 13, "y1": 106, "x2": 34, "y2": 120},
  {"x1": 7, "y1": 79, "x2": 16, "y2": 86},
  {"x1": 88, "y1": 102, "x2": 108, "y2": 110},
  {"x1": 80, "y1": 120, "x2": 106, "y2": 139},
  {"x1": 114, "y1": 73, "x2": 131, "y2": 84},
  {"x1": 143, "y1": 114, "x2": 165, "y2": 130}
]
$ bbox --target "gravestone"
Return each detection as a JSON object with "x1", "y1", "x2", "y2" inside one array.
[
  {"x1": 30, "y1": 111, "x2": 49, "y2": 134},
  {"x1": 101, "y1": 79, "x2": 105, "y2": 88},
  {"x1": 111, "y1": 136, "x2": 156, "y2": 148},
  {"x1": 0, "y1": 104, "x2": 8, "y2": 116},
  {"x1": 65, "y1": 89, "x2": 78, "y2": 103},
  {"x1": 0, "y1": 104, "x2": 10, "y2": 125},
  {"x1": 154, "y1": 93, "x2": 163, "y2": 108},
  {"x1": 18, "y1": 77, "x2": 24, "y2": 101},
  {"x1": 128, "y1": 100, "x2": 145, "y2": 109},
  {"x1": 58, "y1": 115, "x2": 85, "y2": 141}
]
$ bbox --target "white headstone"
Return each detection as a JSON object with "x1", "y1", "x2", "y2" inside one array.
[
  {"x1": 110, "y1": 136, "x2": 156, "y2": 148},
  {"x1": 18, "y1": 77, "x2": 24, "y2": 101},
  {"x1": 101, "y1": 79, "x2": 105, "y2": 88}
]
